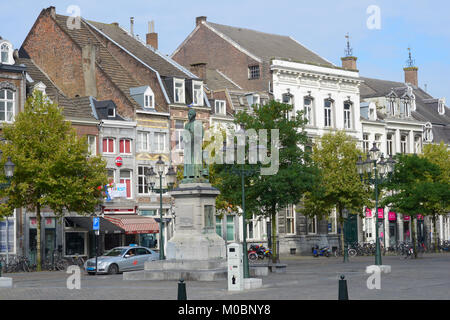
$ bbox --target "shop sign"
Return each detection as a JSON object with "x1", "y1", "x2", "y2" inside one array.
[
  {"x1": 377, "y1": 208, "x2": 384, "y2": 219},
  {"x1": 365, "y1": 208, "x2": 372, "y2": 218},
  {"x1": 417, "y1": 214, "x2": 424, "y2": 220},
  {"x1": 388, "y1": 212, "x2": 396, "y2": 221},
  {"x1": 29, "y1": 217, "x2": 55, "y2": 228},
  {"x1": 403, "y1": 215, "x2": 410, "y2": 221}
]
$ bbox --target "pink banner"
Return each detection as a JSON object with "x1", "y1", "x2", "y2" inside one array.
[
  {"x1": 378, "y1": 208, "x2": 384, "y2": 219},
  {"x1": 388, "y1": 211, "x2": 396, "y2": 221},
  {"x1": 417, "y1": 214, "x2": 423, "y2": 220},
  {"x1": 403, "y1": 215, "x2": 410, "y2": 221},
  {"x1": 365, "y1": 208, "x2": 372, "y2": 218}
]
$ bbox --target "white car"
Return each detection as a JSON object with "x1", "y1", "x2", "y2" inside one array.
[{"x1": 84, "y1": 245, "x2": 158, "y2": 275}]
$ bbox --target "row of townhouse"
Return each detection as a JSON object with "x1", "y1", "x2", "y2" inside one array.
[
  {"x1": 0, "y1": 8, "x2": 449, "y2": 259},
  {"x1": 171, "y1": 16, "x2": 450, "y2": 254}
]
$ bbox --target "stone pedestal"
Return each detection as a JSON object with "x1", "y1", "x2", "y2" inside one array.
[{"x1": 124, "y1": 183, "x2": 227, "y2": 281}]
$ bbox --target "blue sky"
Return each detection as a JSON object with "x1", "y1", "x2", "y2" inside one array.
[{"x1": 2, "y1": 0, "x2": 449, "y2": 101}]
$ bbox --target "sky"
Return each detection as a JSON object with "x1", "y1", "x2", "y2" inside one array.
[{"x1": 2, "y1": 0, "x2": 449, "y2": 101}]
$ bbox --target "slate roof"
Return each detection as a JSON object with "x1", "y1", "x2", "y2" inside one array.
[
  {"x1": 17, "y1": 57, "x2": 96, "y2": 121},
  {"x1": 206, "y1": 22, "x2": 333, "y2": 66},
  {"x1": 360, "y1": 76, "x2": 450, "y2": 144},
  {"x1": 204, "y1": 68, "x2": 242, "y2": 91},
  {"x1": 91, "y1": 98, "x2": 125, "y2": 121}
]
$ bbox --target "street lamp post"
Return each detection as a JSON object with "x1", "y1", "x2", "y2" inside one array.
[
  {"x1": 145, "y1": 156, "x2": 177, "y2": 260},
  {"x1": 0, "y1": 152, "x2": 15, "y2": 276},
  {"x1": 223, "y1": 131, "x2": 265, "y2": 279},
  {"x1": 356, "y1": 143, "x2": 395, "y2": 266},
  {"x1": 342, "y1": 209, "x2": 349, "y2": 263}
]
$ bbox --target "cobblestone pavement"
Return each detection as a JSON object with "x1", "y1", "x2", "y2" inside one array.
[{"x1": 1, "y1": 253, "x2": 449, "y2": 300}]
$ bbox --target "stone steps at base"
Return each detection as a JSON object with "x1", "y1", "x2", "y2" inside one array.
[{"x1": 123, "y1": 269, "x2": 227, "y2": 281}]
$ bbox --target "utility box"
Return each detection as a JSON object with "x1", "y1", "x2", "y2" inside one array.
[{"x1": 227, "y1": 243, "x2": 244, "y2": 291}]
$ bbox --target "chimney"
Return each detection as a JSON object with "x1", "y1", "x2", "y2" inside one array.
[
  {"x1": 82, "y1": 44, "x2": 98, "y2": 97},
  {"x1": 404, "y1": 47, "x2": 418, "y2": 87},
  {"x1": 48, "y1": 6, "x2": 56, "y2": 19},
  {"x1": 190, "y1": 63, "x2": 207, "y2": 80},
  {"x1": 196, "y1": 16, "x2": 207, "y2": 26},
  {"x1": 341, "y1": 33, "x2": 357, "y2": 70},
  {"x1": 341, "y1": 56, "x2": 357, "y2": 70},
  {"x1": 146, "y1": 20, "x2": 158, "y2": 49},
  {"x1": 130, "y1": 17, "x2": 134, "y2": 36}
]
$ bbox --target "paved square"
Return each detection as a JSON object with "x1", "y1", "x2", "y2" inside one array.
[{"x1": 0, "y1": 253, "x2": 449, "y2": 300}]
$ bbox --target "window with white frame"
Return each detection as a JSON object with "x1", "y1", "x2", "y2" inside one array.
[
  {"x1": 438, "y1": 99, "x2": 445, "y2": 115},
  {"x1": 192, "y1": 82, "x2": 203, "y2": 106},
  {"x1": 304, "y1": 97, "x2": 313, "y2": 125},
  {"x1": 215, "y1": 100, "x2": 226, "y2": 115},
  {"x1": 248, "y1": 65, "x2": 260, "y2": 80},
  {"x1": 174, "y1": 79, "x2": 185, "y2": 104},
  {"x1": 138, "y1": 165, "x2": 150, "y2": 194},
  {"x1": 102, "y1": 138, "x2": 115, "y2": 154},
  {"x1": 285, "y1": 205, "x2": 295, "y2": 234},
  {"x1": 175, "y1": 120, "x2": 185, "y2": 150},
  {"x1": 400, "y1": 135, "x2": 407, "y2": 154},
  {"x1": 307, "y1": 216, "x2": 317, "y2": 234},
  {"x1": 414, "y1": 135, "x2": 422, "y2": 154},
  {"x1": 154, "y1": 132, "x2": 166, "y2": 152},
  {"x1": 137, "y1": 131, "x2": 150, "y2": 152},
  {"x1": 0, "y1": 215, "x2": 15, "y2": 253},
  {"x1": 386, "y1": 133, "x2": 394, "y2": 156},
  {"x1": 0, "y1": 89, "x2": 14, "y2": 122},
  {"x1": 324, "y1": 99, "x2": 332, "y2": 127},
  {"x1": 120, "y1": 170, "x2": 132, "y2": 199},
  {"x1": 374, "y1": 134, "x2": 382, "y2": 151},
  {"x1": 344, "y1": 101, "x2": 352, "y2": 129},
  {"x1": 363, "y1": 133, "x2": 370, "y2": 153},
  {"x1": 144, "y1": 94, "x2": 154, "y2": 108},
  {"x1": 328, "y1": 210, "x2": 337, "y2": 234},
  {"x1": 119, "y1": 138, "x2": 132, "y2": 154},
  {"x1": 107, "y1": 107, "x2": 115, "y2": 118},
  {"x1": 107, "y1": 169, "x2": 115, "y2": 184},
  {"x1": 87, "y1": 135, "x2": 96, "y2": 156},
  {"x1": 1, "y1": 43, "x2": 11, "y2": 64},
  {"x1": 424, "y1": 123, "x2": 433, "y2": 142}
]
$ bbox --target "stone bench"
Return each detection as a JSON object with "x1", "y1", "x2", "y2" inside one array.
[
  {"x1": 250, "y1": 264, "x2": 269, "y2": 277},
  {"x1": 268, "y1": 263, "x2": 287, "y2": 273},
  {"x1": 0, "y1": 277, "x2": 13, "y2": 288}
]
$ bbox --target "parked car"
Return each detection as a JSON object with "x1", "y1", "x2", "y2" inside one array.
[{"x1": 84, "y1": 245, "x2": 158, "y2": 275}]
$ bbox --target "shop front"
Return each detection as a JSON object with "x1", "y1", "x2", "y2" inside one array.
[{"x1": 388, "y1": 211, "x2": 398, "y2": 248}]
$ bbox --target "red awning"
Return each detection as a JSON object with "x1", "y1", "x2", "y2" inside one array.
[{"x1": 104, "y1": 215, "x2": 159, "y2": 234}]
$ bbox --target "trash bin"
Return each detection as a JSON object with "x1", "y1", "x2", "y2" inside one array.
[{"x1": 290, "y1": 248, "x2": 296, "y2": 255}]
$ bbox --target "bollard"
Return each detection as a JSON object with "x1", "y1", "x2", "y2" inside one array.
[
  {"x1": 338, "y1": 274, "x2": 349, "y2": 300},
  {"x1": 177, "y1": 278, "x2": 187, "y2": 300}
]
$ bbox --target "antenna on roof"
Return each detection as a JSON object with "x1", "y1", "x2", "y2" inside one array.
[
  {"x1": 149, "y1": 20, "x2": 155, "y2": 33},
  {"x1": 344, "y1": 33, "x2": 353, "y2": 57},
  {"x1": 406, "y1": 47, "x2": 415, "y2": 67}
]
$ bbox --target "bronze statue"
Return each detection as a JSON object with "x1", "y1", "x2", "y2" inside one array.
[{"x1": 182, "y1": 108, "x2": 207, "y2": 182}]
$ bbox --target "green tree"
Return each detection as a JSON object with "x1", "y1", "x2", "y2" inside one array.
[
  {"x1": 213, "y1": 100, "x2": 317, "y2": 262},
  {"x1": 0, "y1": 91, "x2": 108, "y2": 270},
  {"x1": 300, "y1": 131, "x2": 371, "y2": 255},
  {"x1": 380, "y1": 153, "x2": 448, "y2": 257},
  {"x1": 422, "y1": 142, "x2": 450, "y2": 252}
]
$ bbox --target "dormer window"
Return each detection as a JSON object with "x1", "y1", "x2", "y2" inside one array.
[
  {"x1": 107, "y1": 107, "x2": 115, "y2": 118},
  {"x1": 192, "y1": 81, "x2": 203, "y2": 106},
  {"x1": 215, "y1": 100, "x2": 226, "y2": 115},
  {"x1": 246, "y1": 94, "x2": 260, "y2": 108},
  {"x1": 1, "y1": 42, "x2": 12, "y2": 65},
  {"x1": 144, "y1": 94, "x2": 153, "y2": 108},
  {"x1": 438, "y1": 99, "x2": 445, "y2": 115},
  {"x1": 174, "y1": 79, "x2": 185, "y2": 104},
  {"x1": 424, "y1": 123, "x2": 433, "y2": 142}
]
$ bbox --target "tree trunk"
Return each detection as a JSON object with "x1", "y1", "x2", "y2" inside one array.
[
  {"x1": 412, "y1": 217, "x2": 417, "y2": 259},
  {"x1": 36, "y1": 203, "x2": 42, "y2": 271},
  {"x1": 271, "y1": 211, "x2": 278, "y2": 264},
  {"x1": 338, "y1": 208, "x2": 344, "y2": 255}
]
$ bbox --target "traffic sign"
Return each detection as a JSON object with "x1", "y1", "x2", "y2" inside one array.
[{"x1": 93, "y1": 217, "x2": 100, "y2": 231}]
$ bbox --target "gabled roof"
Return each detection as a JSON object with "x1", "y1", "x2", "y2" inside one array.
[
  {"x1": 17, "y1": 57, "x2": 96, "y2": 122},
  {"x1": 51, "y1": 14, "x2": 143, "y2": 112},
  {"x1": 204, "y1": 68, "x2": 242, "y2": 91},
  {"x1": 86, "y1": 20, "x2": 198, "y2": 79},
  {"x1": 204, "y1": 21, "x2": 334, "y2": 66}
]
